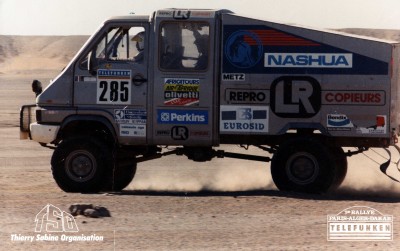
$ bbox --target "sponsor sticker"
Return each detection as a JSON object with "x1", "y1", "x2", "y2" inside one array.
[
  {"x1": 327, "y1": 114, "x2": 353, "y2": 131},
  {"x1": 356, "y1": 115, "x2": 387, "y2": 135},
  {"x1": 220, "y1": 105, "x2": 268, "y2": 133},
  {"x1": 226, "y1": 89, "x2": 269, "y2": 104},
  {"x1": 164, "y1": 78, "x2": 200, "y2": 106},
  {"x1": 223, "y1": 26, "x2": 388, "y2": 75},
  {"x1": 327, "y1": 206, "x2": 393, "y2": 241},
  {"x1": 265, "y1": 53, "x2": 353, "y2": 68},
  {"x1": 270, "y1": 76, "x2": 321, "y2": 118},
  {"x1": 171, "y1": 126, "x2": 189, "y2": 140},
  {"x1": 114, "y1": 109, "x2": 147, "y2": 137},
  {"x1": 114, "y1": 109, "x2": 146, "y2": 124},
  {"x1": 120, "y1": 124, "x2": 146, "y2": 137},
  {"x1": 190, "y1": 130, "x2": 210, "y2": 138},
  {"x1": 322, "y1": 90, "x2": 385, "y2": 106},
  {"x1": 156, "y1": 130, "x2": 170, "y2": 136},
  {"x1": 222, "y1": 73, "x2": 246, "y2": 81},
  {"x1": 157, "y1": 110, "x2": 208, "y2": 125},
  {"x1": 190, "y1": 10, "x2": 215, "y2": 18},
  {"x1": 225, "y1": 30, "x2": 263, "y2": 69},
  {"x1": 157, "y1": 10, "x2": 174, "y2": 17},
  {"x1": 173, "y1": 10, "x2": 191, "y2": 19},
  {"x1": 97, "y1": 69, "x2": 131, "y2": 105},
  {"x1": 327, "y1": 114, "x2": 387, "y2": 134}
]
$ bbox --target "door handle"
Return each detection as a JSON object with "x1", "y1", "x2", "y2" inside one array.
[
  {"x1": 132, "y1": 78, "x2": 147, "y2": 83},
  {"x1": 132, "y1": 74, "x2": 147, "y2": 86}
]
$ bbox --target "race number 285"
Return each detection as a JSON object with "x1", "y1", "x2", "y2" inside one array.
[{"x1": 96, "y1": 69, "x2": 132, "y2": 104}]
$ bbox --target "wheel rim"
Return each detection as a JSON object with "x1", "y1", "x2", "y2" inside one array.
[
  {"x1": 285, "y1": 152, "x2": 319, "y2": 185},
  {"x1": 65, "y1": 150, "x2": 97, "y2": 182}
]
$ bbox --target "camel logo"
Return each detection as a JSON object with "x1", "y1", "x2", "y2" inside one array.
[{"x1": 34, "y1": 204, "x2": 79, "y2": 233}]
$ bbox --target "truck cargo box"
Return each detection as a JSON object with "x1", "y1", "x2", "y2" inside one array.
[{"x1": 220, "y1": 13, "x2": 400, "y2": 147}]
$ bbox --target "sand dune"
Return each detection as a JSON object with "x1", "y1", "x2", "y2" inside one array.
[{"x1": 0, "y1": 35, "x2": 88, "y2": 76}]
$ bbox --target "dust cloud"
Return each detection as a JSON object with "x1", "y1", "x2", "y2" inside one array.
[
  {"x1": 130, "y1": 146, "x2": 276, "y2": 192},
  {"x1": 130, "y1": 146, "x2": 400, "y2": 198},
  {"x1": 337, "y1": 147, "x2": 400, "y2": 198}
]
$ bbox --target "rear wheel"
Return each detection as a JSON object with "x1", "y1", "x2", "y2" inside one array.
[
  {"x1": 330, "y1": 146, "x2": 348, "y2": 189},
  {"x1": 51, "y1": 137, "x2": 110, "y2": 193},
  {"x1": 271, "y1": 137, "x2": 338, "y2": 193}
]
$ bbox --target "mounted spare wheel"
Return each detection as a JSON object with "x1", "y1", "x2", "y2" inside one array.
[
  {"x1": 51, "y1": 137, "x2": 110, "y2": 193},
  {"x1": 271, "y1": 137, "x2": 339, "y2": 193}
]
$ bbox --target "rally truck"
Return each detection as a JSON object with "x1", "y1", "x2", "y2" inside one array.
[{"x1": 20, "y1": 8, "x2": 400, "y2": 193}]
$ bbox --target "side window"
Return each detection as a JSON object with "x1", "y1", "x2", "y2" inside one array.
[
  {"x1": 80, "y1": 26, "x2": 145, "y2": 69},
  {"x1": 159, "y1": 22, "x2": 209, "y2": 71}
]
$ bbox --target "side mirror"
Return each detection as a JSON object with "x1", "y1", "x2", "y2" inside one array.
[
  {"x1": 87, "y1": 49, "x2": 98, "y2": 76},
  {"x1": 32, "y1": 80, "x2": 42, "y2": 97}
]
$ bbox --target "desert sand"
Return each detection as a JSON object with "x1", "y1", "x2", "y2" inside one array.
[{"x1": 1, "y1": 30, "x2": 400, "y2": 250}]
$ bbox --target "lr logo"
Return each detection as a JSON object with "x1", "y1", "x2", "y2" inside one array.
[
  {"x1": 35, "y1": 204, "x2": 79, "y2": 233},
  {"x1": 173, "y1": 10, "x2": 190, "y2": 19},
  {"x1": 171, "y1": 126, "x2": 188, "y2": 140},
  {"x1": 270, "y1": 76, "x2": 321, "y2": 118}
]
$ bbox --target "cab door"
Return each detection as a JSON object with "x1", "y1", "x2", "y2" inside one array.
[
  {"x1": 151, "y1": 14, "x2": 217, "y2": 146},
  {"x1": 74, "y1": 22, "x2": 149, "y2": 145}
]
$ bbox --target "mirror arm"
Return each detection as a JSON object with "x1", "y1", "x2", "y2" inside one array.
[{"x1": 87, "y1": 49, "x2": 98, "y2": 76}]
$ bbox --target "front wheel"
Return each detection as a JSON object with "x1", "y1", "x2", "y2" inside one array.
[
  {"x1": 271, "y1": 137, "x2": 338, "y2": 193},
  {"x1": 51, "y1": 137, "x2": 110, "y2": 193},
  {"x1": 103, "y1": 149, "x2": 137, "y2": 192}
]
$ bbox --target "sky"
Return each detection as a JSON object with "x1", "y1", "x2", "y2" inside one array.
[{"x1": 0, "y1": 0, "x2": 400, "y2": 35}]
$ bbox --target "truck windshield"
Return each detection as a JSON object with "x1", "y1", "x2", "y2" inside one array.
[{"x1": 159, "y1": 22, "x2": 209, "y2": 71}]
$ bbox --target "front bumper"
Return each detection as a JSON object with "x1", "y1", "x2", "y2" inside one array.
[
  {"x1": 29, "y1": 122, "x2": 60, "y2": 144},
  {"x1": 20, "y1": 104, "x2": 60, "y2": 144}
]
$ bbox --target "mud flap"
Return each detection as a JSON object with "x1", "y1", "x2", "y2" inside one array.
[{"x1": 380, "y1": 146, "x2": 400, "y2": 183}]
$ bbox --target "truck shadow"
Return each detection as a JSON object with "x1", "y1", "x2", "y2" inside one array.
[{"x1": 116, "y1": 189, "x2": 400, "y2": 203}]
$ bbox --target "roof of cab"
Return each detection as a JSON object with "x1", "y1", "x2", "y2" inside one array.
[
  {"x1": 104, "y1": 15, "x2": 150, "y2": 23},
  {"x1": 155, "y1": 8, "x2": 233, "y2": 18}
]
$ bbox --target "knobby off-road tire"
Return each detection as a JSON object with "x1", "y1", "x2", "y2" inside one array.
[
  {"x1": 103, "y1": 149, "x2": 137, "y2": 192},
  {"x1": 51, "y1": 137, "x2": 111, "y2": 193},
  {"x1": 330, "y1": 146, "x2": 348, "y2": 189},
  {"x1": 271, "y1": 137, "x2": 345, "y2": 193},
  {"x1": 51, "y1": 138, "x2": 137, "y2": 193}
]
